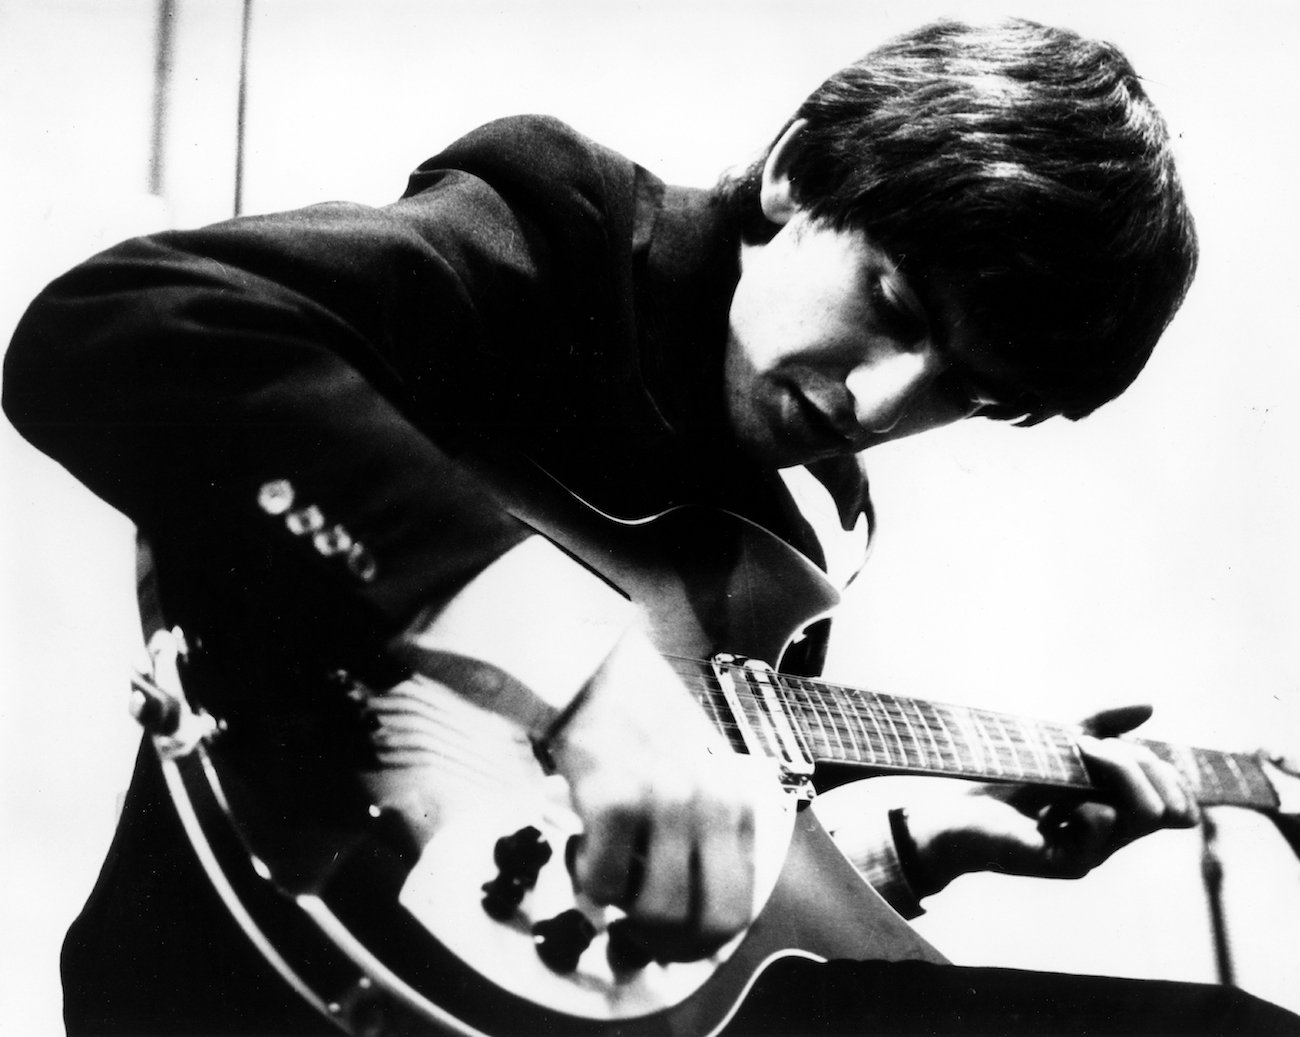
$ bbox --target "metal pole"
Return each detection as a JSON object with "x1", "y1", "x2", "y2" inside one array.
[
  {"x1": 148, "y1": 0, "x2": 175, "y2": 197},
  {"x1": 234, "y1": 0, "x2": 253, "y2": 216},
  {"x1": 1200, "y1": 811, "x2": 1236, "y2": 987}
]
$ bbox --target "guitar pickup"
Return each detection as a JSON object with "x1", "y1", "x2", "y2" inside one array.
[{"x1": 711, "y1": 655, "x2": 816, "y2": 799}]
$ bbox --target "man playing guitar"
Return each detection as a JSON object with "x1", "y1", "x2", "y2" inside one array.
[{"x1": 6, "y1": 16, "x2": 1298, "y2": 1036}]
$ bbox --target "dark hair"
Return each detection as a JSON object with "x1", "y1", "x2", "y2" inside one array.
[{"x1": 715, "y1": 18, "x2": 1198, "y2": 421}]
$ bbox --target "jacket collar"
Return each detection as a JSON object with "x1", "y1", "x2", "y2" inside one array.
[
  {"x1": 633, "y1": 176, "x2": 740, "y2": 445},
  {"x1": 634, "y1": 177, "x2": 872, "y2": 535}
]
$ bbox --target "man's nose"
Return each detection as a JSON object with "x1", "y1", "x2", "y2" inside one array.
[{"x1": 845, "y1": 345, "x2": 946, "y2": 434}]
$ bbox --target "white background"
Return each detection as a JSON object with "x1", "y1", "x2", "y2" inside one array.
[{"x1": 4, "y1": 1, "x2": 1300, "y2": 1032}]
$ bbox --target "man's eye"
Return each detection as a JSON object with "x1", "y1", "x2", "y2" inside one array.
[{"x1": 869, "y1": 276, "x2": 927, "y2": 344}]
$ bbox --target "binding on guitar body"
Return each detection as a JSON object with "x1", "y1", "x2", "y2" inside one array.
[{"x1": 129, "y1": 457, "x2": 1300, "y2": 1037}]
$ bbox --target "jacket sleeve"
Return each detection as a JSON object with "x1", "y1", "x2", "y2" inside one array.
[
  {"x1": 814, "y1": 783, "x2": 928, "y2": 920},
  {"x1": 2, "y1": 134, "x2": 611, "y2": 687}
]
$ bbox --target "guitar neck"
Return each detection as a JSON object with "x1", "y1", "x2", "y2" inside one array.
[{"x1": 675, "y1": 657, "x2": 1279, "y2": 813}]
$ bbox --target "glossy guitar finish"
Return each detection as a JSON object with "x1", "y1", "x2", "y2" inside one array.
[
  {"x1": 136, "y1": 455, "x2": 1298, "y2": 1035},
  {"x1": 138, "y1": 457, "x2": 944, "y2": 1037}
]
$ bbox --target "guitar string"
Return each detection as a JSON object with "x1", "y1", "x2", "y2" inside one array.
[
  {"x1": 669, "y1": 665, "x2": 1267, "y2": 806},
  {"x1": 373, "y1": 658, "x2": 1081, "y2": 783},
  {"x1": 359, "y1": 669, "x2": 1263, "y2": 807},
  {"x1": 663, "y1": 660, "x2": 1091, "y2": 787}
]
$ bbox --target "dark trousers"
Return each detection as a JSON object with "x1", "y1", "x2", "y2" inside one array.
[
  {"x1": 732, "y1": 957, "x2": 1298, "y2": 1036},
  {"x1": 65, "y1": 938, "x2": 1298, "y2": 1036}
]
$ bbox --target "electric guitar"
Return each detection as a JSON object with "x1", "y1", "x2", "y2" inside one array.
[{"x1": 131, "y1": 455, "x2": 1300, "y2": 1036}]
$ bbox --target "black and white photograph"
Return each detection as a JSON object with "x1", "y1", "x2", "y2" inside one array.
[{"x1": 4, "y1": 1, "x2": 1300, "y2": 1033}]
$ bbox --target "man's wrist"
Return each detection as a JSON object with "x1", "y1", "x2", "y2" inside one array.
[
  {"x1": 889, "y1": 806, "x2": 946, "y2": 898},
  {"x1": 392, "y1": 536, "x2": 636, "y2": 736}
]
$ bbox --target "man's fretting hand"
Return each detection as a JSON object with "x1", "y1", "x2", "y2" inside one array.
[
  {"x1": 544, "y1": 630, "x2": 770, "y2": 963},
  {"x1": 904, "y1": 704, "x2": 1200, "y2": 893}
]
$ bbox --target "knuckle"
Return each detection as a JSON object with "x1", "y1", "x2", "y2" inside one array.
[
  {"x1": 635, "y1": 892, "x2": 689, "y2": 927},
  {"x1": 584, "y1": 774, "x2": 650, "y2": 820}
]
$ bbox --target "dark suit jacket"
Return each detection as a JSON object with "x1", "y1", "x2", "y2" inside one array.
[
  {"x1": 5, "y1": 115, "x2": 868, "y2": 689},
  {"x1": 3, "y1": 116, "x2": 870, "y2": 1032}
]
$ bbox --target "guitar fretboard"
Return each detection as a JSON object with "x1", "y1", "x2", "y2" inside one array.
[{"x1": 674, "y1": 656, "x2": 1278, "y2": 812}]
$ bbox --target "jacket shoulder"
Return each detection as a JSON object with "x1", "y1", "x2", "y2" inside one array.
[{"x1": 403, "y1": 115, "x2": 638, "y2": 223}]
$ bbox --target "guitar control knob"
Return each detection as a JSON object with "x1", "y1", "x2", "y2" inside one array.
[
  {"x1": 494, "y1": 826, "x2": 552, "y2": 880},
  {"x1": 532, "y1": 909, "x2": 597, "y2": 974},
  {"x1": 480, "y1": 874, "x2": 525, "y2": 921},
  {"x1": 480, "y1": 826, "x2": 552, "y2": 920},
  {"x1": 606, "y1": 918, "x2": 655, "y2": 973}
]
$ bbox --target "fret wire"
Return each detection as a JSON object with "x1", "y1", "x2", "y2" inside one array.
[
  {"x1": 840, "y1": 684, "x2": 892, "y2": 766},
  {"x1": 893, "y1": 695, "x2": 929, "y2": 770},
  {"x1": 1173, "y1": 744, "x2": 1205, "y2": 798},
  {"x1": 812, "y1": 681, "x2": 857, "y2": 763},
  {"x1": 1011, "y1": 714, "x2": 1037, "y2": 776},
  {"x1": 944, "y1": 703, "x2": 986, "y2": 775},
  {"x1": 879, "y1": 691, "x2": 920, "y2": 768},
  {"x1": 1002, "y1": 712, "x2": 1037, "y2": 777},
  {"x1": 993, "y1": 712, "x2": 1025, "y2": 777},
  {"x1": 984, "y1": 711, "x2": 1017, "y2": 775},
  {"x1": 826, "y1": 679, "x2": 863, "y2": 762},
  {"x1": 1238, "y1": 753, "x2": 1277, "y2": 807},
  {"x1": 675, "y1": 667, "x2": 946, "y2": 775},
  {"x1": 1221, "y1": 753, "x2": 1251, "y2": 802},
  {"x1": 816, "y1": 681, "x2": 850, "y2": 761},
  {"x1": 822, "y1": 680, "x2": 863, "y2": 763},
  {"x1": 672, "y1": 659, "x2": 1269, "y2": 805},
  {"x1": 978, "y1": 711, "x2": 1007, "y2": 771},
  {"x1": 908, "y1": 697, "x2": 946, "y2": 771},
  {"x1": 1062, "y1": 728, "x2": 1092, "y2": 786},
  {"x1": 1198, "y1": 750, "x2": 1230, "y2": 804},
  {"x1": 971, "y1": 710, "x2": 1006, "y2": 777},
  {"x1": 1035, "y1": 719, "x2": 1074, "y2": 783},
  {"x1": 1240, "y1": 753, "x2": 1276, "y2": 808},
  {"x1": 993, "y1": 712, "x2": 1029, "y2": 779},
  {"x1": 930, "y1": 703, "x2": 969, "y2": 774},
  {"x1": 794, "y1": 676, "x2": 842, "y2": 761},
  {"x1": 1036, "y1": 721, "x2": 1071, "y2": 783},
  {"x1": 1008, "y1": 715, "x2": 1042, "y2": 779},
  {"x1": 1196, "y1": 750, "x2": 1224, "y2": 802},
  {"x1": 1187, "y1": 748, "x2": 1273, "y2": 808},
  {"x1": 810, "y1": 679, "x2": 842, "y2": 760},
  {"x1": 771, "y1": 672, "x2": 814, "y2": 761},
  {"x1": 920, "y1": 700, "x2": 963, "y2": 774},
  {"x1": 845, "y1": 680, "x2": 887, "y2": 765},
  {"x1": 831, "y1": 685, "x2": 863, "y2": 761},
  {"x1": 814, "y1": 679, "x2": 845, "y2": 760}
]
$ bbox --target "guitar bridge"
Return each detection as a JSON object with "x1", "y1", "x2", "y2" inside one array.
[{"x1": 711, "y1": 655, "x2": 816, "y2": 801}]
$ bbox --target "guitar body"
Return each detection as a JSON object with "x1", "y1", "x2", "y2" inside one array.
[{"x1": 144, "y1": 455, "x2": 946, "y2": 1037}]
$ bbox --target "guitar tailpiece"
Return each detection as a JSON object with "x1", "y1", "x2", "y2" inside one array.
[{"x1": 131, "y1": 627, "x2": 222, "y2": 758}]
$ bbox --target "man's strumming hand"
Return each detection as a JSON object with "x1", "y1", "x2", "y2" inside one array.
[{"x1": 544, "y1": 630, "x2": 773, "y2": 963}]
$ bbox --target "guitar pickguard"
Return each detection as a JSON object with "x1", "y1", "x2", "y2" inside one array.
[
  {"x1": 140, "y1": 453, "x2": 946, "y2": 1037},
  {"x1": 367, "y1": 674, "x2": 795, "y2": 1022}
]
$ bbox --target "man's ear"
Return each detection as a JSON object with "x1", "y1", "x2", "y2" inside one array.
[{"x1": 760, "y1": 119, "x2": 809, "y2": 225}]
